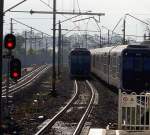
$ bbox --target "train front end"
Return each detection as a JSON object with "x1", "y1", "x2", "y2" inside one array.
[
  {"x1": 69, "y1": 48, "x2": 91, "y2": 79},
  {"x1": 122, "y1": 45, "x2": 150, "y2": 91}
]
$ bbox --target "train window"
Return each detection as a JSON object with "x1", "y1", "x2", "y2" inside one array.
[
  {"x1": 144, "y1": 57, "x2": 150, "y2": 71},
  {"x1": 71, "y1": 55, "x2": 77, "y2": 63},
  {"x1": 104, "y1": 56, "x2": 107, "y2": 64},
  {"x1": 104, "y1": 65, "x2": 107, "y2": 73},
  {"x1": 123, "y1": 56, "x2": 133, "y2": 70},
  {"x1": 113, "y1": 56, "x2": 117, "y2": 65},
  {"x1": 102, "y1": 55, "x2": 104, "y2": 63},
  {"x1": 93, "y1": 55, "x2": 95, "y2": 67},
  {"x1": 97, "y1": 55, "x2": 99, "y2": 61},
  {"x1": 133, "y1": 57, "x2": 143, "y2": 72}
]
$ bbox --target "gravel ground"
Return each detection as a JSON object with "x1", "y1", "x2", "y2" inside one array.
[
  {"x1": 2, "y1": 67, "x2": 74, "y2": 135},
  {"x1": 88, "y1": 75, "x2": 118, "y2": 129}
]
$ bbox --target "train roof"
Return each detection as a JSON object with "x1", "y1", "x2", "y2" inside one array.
[
  {"x1": 90, "y1": 46, "x2": 114, "y2": 53},
  {"x1": 90, "y1": 44, "x2": 150, "y2": 55},
  {"x1": 70, "y1": 48, "x2": 90, "y2": 55}
]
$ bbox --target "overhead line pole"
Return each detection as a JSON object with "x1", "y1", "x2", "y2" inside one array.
[
  {"x1": 57, "y1": 21, "x2": 61, "y2": 78},
  {"x1": 123, "y1": 18, "x2": 126, "y2": 44},
  {"x1": 52, "y1": 0, "x2": 56, "y2": 94},
  {"x1": 0, "y1": 0, "x2": 4, "y2": 133}
]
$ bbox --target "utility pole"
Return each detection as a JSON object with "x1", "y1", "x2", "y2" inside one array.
[
  {"x1": 35, "y1": 36, "x2": 37, "y2": 54},
  {"x1": 58, "y1": 21, "x2": 61, "y2": 78},
  {"x1": 99, "y1": 30, "x2": 101, "y2": 47},
  {"x1": 30, "y1": 27, "x2": 33, "y2": 50},
  {"x1": 123, "y1": 19, "x2": 126, "y2": 44},
  {"x1": 108, "y1": 30, "x2": 110, "y2": 45},
  {"x1": 86, "y1": 33, "x2": 88, "y2": 48},
  {"x1": 52, "y1": 0, "x2": 56, "y2": 94},
  {"x1": 39, "y1": 40, "x2": 41, "y2": 51},
  {"x1": 10, "y1": 18, "x2": 13, "y2": 33},
  {"x1": 25, "y1": 31, "x2": 27, "y2": 56},
  {"x1": 24, "y1": 31, "x2": 27, "y2": 66},
  {"x1": 61, "y1": 35, "x2": 64, "y2": 68},
  {"x1": 45, "y1": 38, "x2": 48, "y2": 59},
  {"x1": 0, "y1": 0, "x2": 4, "y2": 133}
]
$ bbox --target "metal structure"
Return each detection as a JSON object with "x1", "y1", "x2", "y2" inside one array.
[
  {"x1": 10, "y1": 10, "x2": 105, "y2": 17},
  {"x1": 0, "y1": 1, "x2": 28, "y2": 133},
  {"x1": 57, "y1": 21, "x2": 61, "y2": 78},
  {"x1": 118, "y1": 89, "x2": 150, "y2": 131},
  {"x1": 52, "y1": 0, "x2": 56, "y2": 93},
  {"x1": 10, "y1": 7, "x2": 105, "y2": 94},
  {"x1": 0, "y1": 0, "x2": 4, "y2": 133}
]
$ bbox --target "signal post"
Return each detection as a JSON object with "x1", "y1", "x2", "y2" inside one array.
[
  {"x1": 0, "y1": 0, "x2": 4, "y2": 133},
  {"x1": 3, "y1": 34, "x2": 21, "y2": 119}
]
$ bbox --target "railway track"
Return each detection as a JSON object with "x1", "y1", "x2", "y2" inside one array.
[
  {"x1": 2, "y1": 65, "x2": 38, "y2": 87},
  {"x1": 34, "y1": 80, "x2": 95, "y2": 135},
  {"x1": 2, "y1": 64, "x2": 50, "y2": 96}
]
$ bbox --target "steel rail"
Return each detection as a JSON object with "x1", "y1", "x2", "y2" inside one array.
[
  {"x1": 73, "y1": 80, "x2": 95, "y2": 135},
  {"x1": 2, "y1": 65, "x2": 46, "y2": 90},
  {"x1": 2, "y1": 65, "x2": 49, "y2": 96},
  {"x1": 8, "y1": 65, "x2": 46, "y2": 89},
  {"x1": 7, "y1": 66, "x2": 49, "y2": 95},
  {"x1": 2, "y1": 66, "x2": 42, "y2": 88},
  {"x1": 34, "y1": 80, "x2": 78, "y2": 135}
]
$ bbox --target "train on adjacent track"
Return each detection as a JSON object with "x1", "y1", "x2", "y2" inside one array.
[
  {"x1": 69, "y1": 48, "x2": 91, "y2": 79},
  {"x1": 90, "y1": 44, "x2": 150, "y2": 92}
]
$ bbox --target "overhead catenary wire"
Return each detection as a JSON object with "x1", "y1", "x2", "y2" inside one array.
[
  {"x1": 40, "y1": 0, "x2": 53, "y2": 9},
  {"x1": 12, "y1": 18, "x2": 52, "y2": 37},
  {"x1": 39, "y1": 0, "x2": 81, "y2": 29}
]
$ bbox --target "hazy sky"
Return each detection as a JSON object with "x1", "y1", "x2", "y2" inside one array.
[{"x1": 4, "y1": 0, "x2": 150, "y2": 40}]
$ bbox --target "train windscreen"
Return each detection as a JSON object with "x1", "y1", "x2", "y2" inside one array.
[{"x1": 70, "y1": 52, "x2": 91, "y2": 75}]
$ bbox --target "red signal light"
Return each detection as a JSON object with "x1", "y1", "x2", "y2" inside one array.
[
  {"x1": 7, "y1": 41, "x2": 14, "y2": 48},
  {"x1": 12, "y1": 72, "x2": 19, "y2": 78},
  {"x1": 10, "y1": 58, "x2": 21, "y2": 80},
  {"x1": 4, "y1": 34, "x2": 16, "y2": 50}
]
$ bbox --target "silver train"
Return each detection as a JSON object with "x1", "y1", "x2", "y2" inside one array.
[{"x1": 90, "y1": 45, "x2": 150, "y2": 91}]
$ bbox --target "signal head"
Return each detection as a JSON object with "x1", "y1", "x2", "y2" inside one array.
[
  {"x1": 10, "y1": 58, "x2": 21, "y2": 80},
  {"x1": 4, "y1": 34, "x2": 16, "y2": 50}
]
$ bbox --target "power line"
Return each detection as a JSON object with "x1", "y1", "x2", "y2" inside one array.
[
  {"x1": 12, "y1": 18, "x2": 52, "y2": 37},
  {"x1": 4, "y1": 0, "x2": 27, "y2": 14},
  {"x1": 39, "y1": 0, "x2": 53, "y2": 9},
  {"x1": 112, "y1": 17, "x2": 123, "y2": 33},
  {"x1": 39, "y1": 0, "x2": 82, "y2": 34}
]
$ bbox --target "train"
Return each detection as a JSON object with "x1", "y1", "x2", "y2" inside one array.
[
  {"x1": 69, "y1": 48, "x2": 91, "y2": 79},
  {"x1": 90, "y1": 44, "x2": 150, "y2": 91}
]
